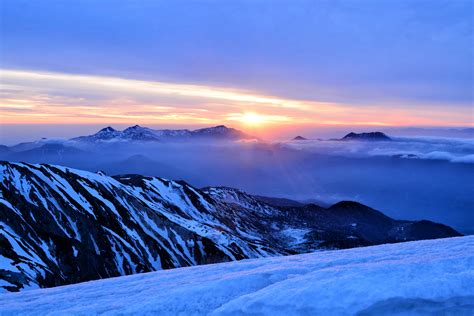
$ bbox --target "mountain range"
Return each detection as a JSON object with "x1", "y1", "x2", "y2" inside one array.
[
  {"x1": 0, "y1": 125, "x2": 259, "y2": 168},
  {"x1": 0, "y1": 127, "x2": 398, "y2": 166},
  {"x1": 1, "y1": 126, "x2": 396, "y2": 157},
  {"x1": 71, "y1": 125, "x2": 254, "y2": 143},
  {"x1": 0, "y1": 125, "x2": 256, "y2": 164},
  {"x1": 0, "y1": 161, "x2": 460, "y2": 292},
  {"x1": 289, "y1": 132, "x2": 392, "y2": 142}
]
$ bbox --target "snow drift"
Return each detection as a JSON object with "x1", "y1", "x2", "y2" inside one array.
[{"x1": 0, "y1": 236, "x2": 472, "y2": 315}]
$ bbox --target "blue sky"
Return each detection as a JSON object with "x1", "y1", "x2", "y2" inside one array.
[{"x1": 0, "y1": 0, "x2": 472, "y2": 135}]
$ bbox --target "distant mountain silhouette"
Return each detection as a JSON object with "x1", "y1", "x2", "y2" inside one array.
[
  {"x1": 6, "y1": 143, "x2": 86, "y2": 163},
  {"x1": 341, "y1": 132, "x2": 391, "y2": 141},
  {"x1": 96, "y1": 154, "x2": 186, "y2": 180},
  {"x1": 292, "y1": 136, "x2": 308, "y2": 141},
  {"x1": 0, "y1": 145, "x2": 10, "y2": 154}
]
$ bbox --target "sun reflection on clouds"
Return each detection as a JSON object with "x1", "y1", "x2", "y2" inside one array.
[
  {"x1": 226, "y1": 112, "x2": 293, "y2": 127},
  {"x1": 0, "y1": 69, "x2": 472, "y2": 130}
]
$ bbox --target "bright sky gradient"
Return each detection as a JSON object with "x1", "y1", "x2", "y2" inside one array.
[{"x1": 0, "y1": 0, "x2": 473, "y2": 136}]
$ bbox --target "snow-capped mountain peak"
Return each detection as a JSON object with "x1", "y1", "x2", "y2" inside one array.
[
  {"x1": 192, "y1": 125, "x2": 252, "y2": 139},
  {"x1": 70, "y1": 125, "x2": 254, "y2": 143},
  {"x1": 99, "y1": 126, "x2": 117, "y2": 133},
  {"x1": 122, "y1": 124, "x2": 148, "y2": 133},
  {"x1": 122, "y1": 125, "x2": 160, "y2": 141},
  {"x1": 90, "y1": 126, "x2": 121, "y2": 140}
]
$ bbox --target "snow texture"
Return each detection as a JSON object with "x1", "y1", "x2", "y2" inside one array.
[{"x1": 1, "y1": 236, "x2": 472, "y2": 315}]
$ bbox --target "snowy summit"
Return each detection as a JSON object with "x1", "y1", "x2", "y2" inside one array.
[{"x1": 71, "y1": 125, "x2": 255, "y2": 142}]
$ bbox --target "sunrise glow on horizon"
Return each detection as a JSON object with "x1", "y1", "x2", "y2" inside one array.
[
  {"x1": 1, "y1": 0, "x2": 472, "y2": 141},
  {"x1": 1, "y1": 69, "x2": 472, "y2": 133}
]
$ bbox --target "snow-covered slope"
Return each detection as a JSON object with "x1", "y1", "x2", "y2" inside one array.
[
  {"x1": 1, "y1": 236, "x2": 472, "y2": 315},
  {"x1": 0, "y1": 162, "x2": 461, "y2": 293},
  {"x1": 0, "y1": 162, "x2": 277, "y2": 292}
]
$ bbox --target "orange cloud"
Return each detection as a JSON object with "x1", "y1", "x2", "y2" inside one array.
[{"x1": 1, "y1": 69, "x2": 472, "y2": 130}]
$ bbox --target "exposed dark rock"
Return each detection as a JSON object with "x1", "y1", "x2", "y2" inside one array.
[{"x1": 0, "y1": 162, "x2": 461, "y2": 292}]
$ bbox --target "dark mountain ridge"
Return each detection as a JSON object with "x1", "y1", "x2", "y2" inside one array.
[
  {"x1": 292, "y1": 136, "x2": 308, "y2": 141},
  {"x1": 0, "y1": 162, "x2": 461, "y2": 292},
  {"x1": 342, "y1": 132, "x2": 392, "y2": 141}
]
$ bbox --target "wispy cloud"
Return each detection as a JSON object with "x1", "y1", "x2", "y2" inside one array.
[
  {"x1": 286, "y1": 136, "x2": 474, "y2": 164},
  {"x1": 1, "y1": 69, "x2": 472, "y2": 129},
  {"x1": 1, "y1": 69, "x2": 316, "y2": 109}
]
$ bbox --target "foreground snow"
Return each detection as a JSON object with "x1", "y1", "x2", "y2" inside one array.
[{"x1": 1, "y1": 236, "x2": 473, "y2": 315}]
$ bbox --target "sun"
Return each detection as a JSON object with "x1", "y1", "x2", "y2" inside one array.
[{"x1": 241, "y1": 112, "x2": 266, "y2": 126}]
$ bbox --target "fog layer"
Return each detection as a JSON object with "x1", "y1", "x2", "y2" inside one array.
[{"x1": 2, "y1": 135, "x2": 473, "y2": 234}]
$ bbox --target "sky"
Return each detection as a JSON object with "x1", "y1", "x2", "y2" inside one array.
[{"x1": 0, "y1": 0, "x2": 473, "y2": 141}]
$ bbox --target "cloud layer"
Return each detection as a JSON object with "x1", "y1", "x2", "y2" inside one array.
[{"x1": 286, "y1": 136, "x2": 474, "y2": 164}]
